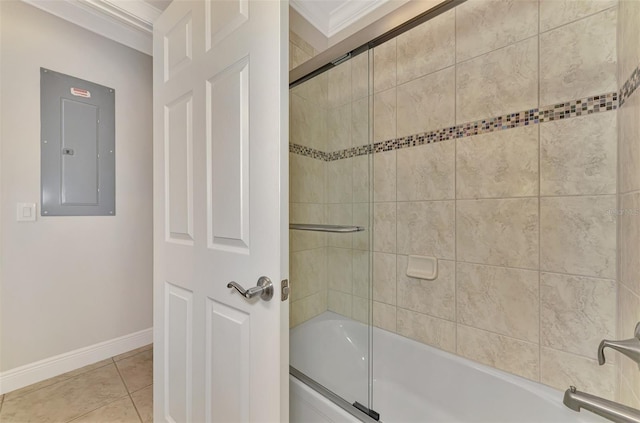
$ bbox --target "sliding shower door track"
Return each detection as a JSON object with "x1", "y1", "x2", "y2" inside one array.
[{"x1": 290, "y1": 366, "x2": 381, "y2": 423}]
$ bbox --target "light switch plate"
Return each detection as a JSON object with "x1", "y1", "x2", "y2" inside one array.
[{"x1": 17, "y1": 203, "x2": 36, "y2": 222}]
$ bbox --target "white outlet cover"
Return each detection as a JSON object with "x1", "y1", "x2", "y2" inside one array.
[{"x1": 17, "y1": 203, "x2": 37, "y2": 222}]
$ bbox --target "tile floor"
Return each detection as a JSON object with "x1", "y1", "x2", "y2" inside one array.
[{"x1": 0, "y1": 344, "x2": 153, "y2": 422}]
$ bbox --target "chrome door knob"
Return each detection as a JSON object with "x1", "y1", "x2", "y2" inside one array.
[{"x1": 227, "y1": 276, "x2": 273, "y2": 301}]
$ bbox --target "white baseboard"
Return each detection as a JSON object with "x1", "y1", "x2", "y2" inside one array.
[{"x1": 0, "y1": 328, "x2": 153, "y2": 395}]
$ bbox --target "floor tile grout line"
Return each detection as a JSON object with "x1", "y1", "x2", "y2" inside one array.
[
  {"x1": 3, "y1": 360, "x2": 115, "y2": 403},
  {"x1": 129, "y1": 392, "x2": 145, "y2": 423},
  {"x1": 63, "y1": 393, "x2": 131, "y2": 423},
  {"x1": 113, "y1": 355, "x2": 131, "y2": 394}
]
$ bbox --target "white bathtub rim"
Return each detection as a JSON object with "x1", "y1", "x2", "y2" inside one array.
[{"x1": 294, "y1": 312, "x2": 581, "y2": 412}]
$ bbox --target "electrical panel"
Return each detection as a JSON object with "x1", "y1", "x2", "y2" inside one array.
[{"x1": 40, "y1": 68, "x2": 115, "y2": 216}]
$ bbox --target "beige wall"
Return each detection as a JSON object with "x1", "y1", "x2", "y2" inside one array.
[
  {"x1": 617, "y1": 0, "x2": 640, "y2": 409},
  {"x1": 0, "y1": 1, "x2": 153, "y2": 371}
]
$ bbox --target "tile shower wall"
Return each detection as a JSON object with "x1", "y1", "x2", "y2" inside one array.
[
  {"x1": 289, "y1": 30, "x2": 328, "y2": 327},
  {"x1": 290, "y1": 40, "x2": 372, "y2": 328},
  {"x1": 617, "y1": 0, "x2": 640, "y2": 409},
  {"x1": 292, "y1": 0, "x2": 623, "y2": 397}
]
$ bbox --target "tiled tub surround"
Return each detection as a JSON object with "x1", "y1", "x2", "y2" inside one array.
[
  {"x1": 289, "y1": 0, "x2": 635, "y2": 403},
  {"x1": 617, "y1": 0, "x2": 640, "y2": 409}
]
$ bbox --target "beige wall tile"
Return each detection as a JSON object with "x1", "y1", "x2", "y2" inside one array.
[
  {"x1": 373, "y1": 88, "x2": 396, "y2": 142},
  {"x1": 373, "y1": 301, "x2": 397, "y2": 332},
  {"x1": 373, "y1": 252, "x2": 397, "y2": 305},
  {"x1": 620, "y1": 91, "x2": 640, "y2": 194},
  {"x1": 456, "y1": 125, "x2": 539, "y2": 199},
  {"x1": 457, "y1": 325, "x2": 539, "y2": 380},
  {"x1": 397, "y1": 67, "x2": 455, "y2": 137},
  {"x1": 541, "y1": 347, "x2": 616, "y2": 400},
  {"x1": 374, "y1": 38, "x2": 396, "y2": 93},
  {"x1": 326, "y1": 158, "x2": 353, "y2": 204},
  {"x1": 540, "y1": 9, "x2": 617, "y2": 105},
  {"x1": 457, "y1": 262, "x2": 539, "y2": 343},
  {"x1": 397, "y1": 308, "x2": 456, "y2": 353},
  {"x1": 397, "y1": 9, "x2": 455, "y2": 84},
  {"x1": 541, "y1": 0, "x2": 618, "y2": 32},
  {"x1": 540, "y1": 195, "x2": 616, "y2": 278},
  {"x1": 327, "y1": 104, "x2": 351, "y2": 153},
  {"x1": 619, "y1": 284, "x2": 640, "y2": 340},
  {"x1": 373, "y1": 202, "x2": 396, "y2": 253},
  {"x1": 619, "y1": 285, "x2": 640, "y2": 403},
  {"x1": 291, "y1": 292, "x2": 327, "y2": 327},
  {"x1": 290, "y1": 31, "x2": 316, "y2": 57},
  {"x1": 620, "y1": 375, "x2": 640, "y2": 409},
  {"x1": 290, "y1": 42, "x2": 312, "y2": 71},
  {"x1": 618, "y1": 0, "x2": 640, "y2": 85},
  {"x1": 456, "y1": 0, "x2": 538, "y2": 62},
  {"x1": 353, "y1": 202, "x2": 371, "y2": 251},
  {"x1": 290, "y1": 203, "x2": 325, "y2": 252},
  {"x1": 457, "y1": 198, "x2": 539, "y2": 269},
  {"x1": 291, "y1": 248, "x2": 326, "y2": 301},
  {"x1": 328, "y1": 289, "x2": 353, "y2": 318},
  {"x1": 397, "y1": 257, "x2": 455, "y2": 321},
  {"x1": 328, "y1": 60, "x2": 352, "y2": 108},
  {"x1": 351, "y1": 52, "x2": 370, "y2": 101},
  {"x1": 456, "y1": 37, "x2": 538, "y2": 123},
  {"x1": 290, "y1": 93, "x2": 326, "y2": 151},
  {"x1": 291, "y1": 72, "x2": 327, "y2": 108},
  {"x1": 353, "y1": 249, "x2": 370, "y2": 298},
  {"x1": 541, "y1": 112, "x2": 617, "y2": 196},
  {"x1": 540, "y1": 272, "x2": 616, "y2": 358},
  {"x1": 353, "y1": 154, "x2": 371, "y2": 203},
  {"x1": 397, "y1": 140, "x2": 455, "y2": 201},
  {"x1": 620, "y1": 192, "x2": 640, "y2": 295},
  {"x1": 373, "y1": 150, "x2": 396, "y2": 202},
  {"x1": 290, "y1": 153, "x2": 325, "y2": 204},
  {"x1": 397, "y1": 201, "x2": 455, "y2": 260},
  {"x1": 325, "y1": 203, "x2": 352, "y2": 249},
  {"x1": 351, "y1": 96, "x2": 370, "y2": 148},
  {"x1": 327, "y1": 247, "x2": 353, "y2": 294},
  {"x1": 352, "y1": 296, "x2": 370, "y2": 324}
]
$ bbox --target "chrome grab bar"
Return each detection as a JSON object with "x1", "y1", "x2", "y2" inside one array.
[
  {"x1": 564, "y1": 386, "x2": 640, "y2": 423},
  {"x1": 289, "y1": 224, "x2": 365, "y2": 233}
]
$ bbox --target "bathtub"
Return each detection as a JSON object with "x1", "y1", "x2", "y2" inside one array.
[{"x1": 290, "y1": 312, "x2": 607, "y2": 423}]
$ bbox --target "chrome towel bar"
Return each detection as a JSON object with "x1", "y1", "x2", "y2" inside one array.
[{"x1": 289, "y1": 224, "x2": 365, "y2": 233}]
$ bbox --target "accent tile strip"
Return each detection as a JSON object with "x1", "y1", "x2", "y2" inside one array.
[
  {"x1": 290, "y1": 90, "x2": 619, "y2": 162},
  {"x1": 620, "y1": 65, "x2": 640, "y2": 107}
]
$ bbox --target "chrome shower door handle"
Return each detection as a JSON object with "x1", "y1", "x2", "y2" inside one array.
[{"x1": 227, "y1": 276, "x2": 274, "y2": 301}]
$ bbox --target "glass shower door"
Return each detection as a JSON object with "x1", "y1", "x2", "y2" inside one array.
[{"x1": 289, "y1": 49, "x2": 374, "y2": 414}]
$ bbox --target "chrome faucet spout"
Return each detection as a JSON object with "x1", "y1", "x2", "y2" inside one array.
[
  {"x1": 598, "y1": 323, "x2": 640, "y2": 368},
  {"x1": 563, "y1": 386, "x2": 640, "y2": 423}
]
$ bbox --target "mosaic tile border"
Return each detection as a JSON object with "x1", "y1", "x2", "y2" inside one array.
[
  {"x1": 290, "y1": 91, "x2": 619, "y2": 161},
  {"x1": 620, "y1": 64, "x2": 640, "y2": 107}
]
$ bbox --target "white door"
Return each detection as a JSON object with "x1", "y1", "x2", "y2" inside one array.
[{"x1": 152, "y1": 1, "x2": 289, "y2": 422}]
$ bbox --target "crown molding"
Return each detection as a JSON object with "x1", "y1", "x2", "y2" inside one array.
[
  {"x1": 328, "y1": 0, "x2": 390, "y2": 37},
  {"x1": 290, "y1": 0, "x2": 395, "y2": 38},
  {"x1": 289, "y1": 0, "x2": 330, "y2": 36},
  {"x1": 21, "y1": 0, "x2": 162, "y2": 55}
]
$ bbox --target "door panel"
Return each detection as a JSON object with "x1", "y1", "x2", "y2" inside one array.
[
  {"x1": 206, "y1": 299, "x2": 250, "y2": 423},
  {"x1": 153, "y1": 1, "x2": 288, "y2": 421},
  {"x1": 206, "y1": 57, "x2": 250, "y2": 250},
  {"x1": 165, "y1": 93, "x2": 193, "y2": 243}
]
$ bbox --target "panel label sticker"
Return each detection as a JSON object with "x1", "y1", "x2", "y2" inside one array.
[{"x1": 70, "y1": 87, "x2": 91, "y2": 98}]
